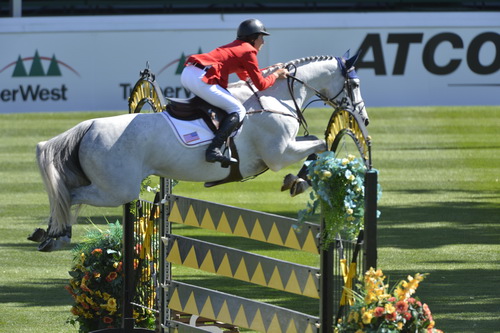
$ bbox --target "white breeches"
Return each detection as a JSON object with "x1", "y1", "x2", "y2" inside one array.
[{"x1": 181, "y1": 65, "x2": 246, "y2": 122}]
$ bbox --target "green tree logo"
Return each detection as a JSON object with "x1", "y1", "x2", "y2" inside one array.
[{"x1": 1, "y1": 50, "x2": 80, "y2": 77}]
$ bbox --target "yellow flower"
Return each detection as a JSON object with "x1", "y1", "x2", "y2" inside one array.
[
  {"x1": 341, "y1": 158, "x2": 349, "y2": 165},
  {"x1": 322, "y1": 170, "x2": 332, "y2": 179},
  {"x1": 348, "y1": 311, "x2": 359, "y2": 323},
  {"x1": 102, "y1": 292, "x2": 111, "y2": 301},
  {"x1": 364, "y1": 291, "x2": 378, "y2": 304},
  {"x1": 101, "y1": 297, "x2": 117, "y2": 315},
  {"x1": 346, "y1": 208, "x2": 354, "y2": 215},
  {"x1": 362, "y1": 311, "x2": 373, "y2": 324},
  {"x1": 85, "y1": 296, "x2": 95, "y2": 306},
  {"x1": 385, "y1": 303, "x2": 396, "y2": 314}
]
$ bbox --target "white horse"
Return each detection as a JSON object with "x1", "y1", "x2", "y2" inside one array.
[{"x1": 34, "y1": 52, "x2": 368, "y2": 248}]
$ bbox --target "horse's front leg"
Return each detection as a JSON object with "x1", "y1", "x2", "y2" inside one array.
[
  {"x1": 281, "y1": 153, "x2": 318, "y2": 196},
  {"x1": 275, "y1": 135, "x2": 325, "y2": 196},
  {"x1": 261, "y1": 135, "x2": 325, "y2": 196},
  {"x1": 265, "y1": 135, "x2": 325, "y2": 172}
]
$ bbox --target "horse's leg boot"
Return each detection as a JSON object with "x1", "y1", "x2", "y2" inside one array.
[{"x1": 206, "y1": 113, "x2": 239, "y2": 166}]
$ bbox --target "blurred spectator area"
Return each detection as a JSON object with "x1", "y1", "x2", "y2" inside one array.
[{"x1": 3, "y1": 0, "x2": 500, "y2": 17}]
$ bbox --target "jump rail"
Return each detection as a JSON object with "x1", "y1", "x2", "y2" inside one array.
[{"x1": 112, "y1": 69, "x2": 378, "y2": 333}]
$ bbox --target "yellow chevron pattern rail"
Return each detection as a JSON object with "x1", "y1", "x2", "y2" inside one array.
[
  {"x1": 167, "y1": 195, "x2": 320, "y2": 254},
  {"x1": 167, "y1": 281, "x2": 319, "y2": 333},
  {"x1": 163, "y1": 235, "x2": 320, "y2": 299}
]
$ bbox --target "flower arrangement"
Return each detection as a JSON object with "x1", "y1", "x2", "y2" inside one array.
[
  {"x1": 66, "y1": 222, "x2": 155, "y2": 332},
  {"x1": 298, "y1": 151, "x2": 381, "y2": 246},
  {"x1": 336, "y1": 268, "x2": 443, "y2": 333}
]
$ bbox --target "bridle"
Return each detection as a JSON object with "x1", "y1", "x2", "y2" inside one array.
[
  {"x1": 285, "y1": 58, "x2": 360, "y2": 135},
  {"x1": 246, "y1": 57, "x2": 361, "y2": 135}
]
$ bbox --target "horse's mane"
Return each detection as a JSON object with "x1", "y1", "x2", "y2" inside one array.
[{"x1": 228, "y1": 55, "x2": 335, "y2": 89}]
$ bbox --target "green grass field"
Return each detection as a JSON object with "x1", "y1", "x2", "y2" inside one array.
[{"x1": 0, "y1": 106, "x2": 499, "y2": 332}]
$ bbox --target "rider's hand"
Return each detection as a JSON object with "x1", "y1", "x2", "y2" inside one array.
[{"x1": 274, "y1": 68, "x2": 289, "y2": 79}]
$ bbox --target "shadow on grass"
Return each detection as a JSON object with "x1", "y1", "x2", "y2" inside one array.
[
  {"x1": 378, "y1": 199, "x2": 500, "y2": 248},
  {"x1": 77, "y1": 215, "x2": 123, "y2": 226},
  {"x1": 0, "y1": 278, "x2": 71, "y2": 307},
  {"x1": 374, "y1": 196, "x2": 500, "y2": 331}
]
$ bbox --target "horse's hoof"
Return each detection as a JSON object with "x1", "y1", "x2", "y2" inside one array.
[
  {"x1": 58, "y1": 235, "x2": 71, "y2": 246},
  {"x1": 38, "y1": 238, "x2": 56, "y2": 252},
  {"x1": 28, "y1": 228, "x2": 47, "y2": 243},
  {"x1": 281, "y1": 174, "x2": 299, "y2": 191},
  {"x1": 290, "y1": 178, "x2": 309, "y2": 197}
]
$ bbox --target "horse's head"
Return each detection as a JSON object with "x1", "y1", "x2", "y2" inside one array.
[{"x1": 330, "y1": 51, "x2": 369, "y2": 126}]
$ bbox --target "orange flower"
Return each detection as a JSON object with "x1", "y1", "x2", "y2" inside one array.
[
  {"x1": 106, "y1": 272, "x2": 118, "y2": 282},
  {"x1": 385, "y1": 312, "x2": 397, "y2": 321},
  {"x1": 113, "y1": 261, "x2": 123, "y2": 272},
  {"x1": 395, "y1": 300, "x2": 409, "y2": 313},
  {"x1": 373, "y1": 307, "x2": 385, "y2": 317},
  {"x1": 91, "y1": 248, "x2": 103, "y2": 255},
  {"x1": 103, "y1": 316, "x2": 113, "y2": 324},
  {"x1": 64, "y1": 285, "x2": 76, "y2": 296}
]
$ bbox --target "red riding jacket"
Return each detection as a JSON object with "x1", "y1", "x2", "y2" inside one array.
[{"x1": 185, "y1": 39, "x2": 276, "y2": 90}]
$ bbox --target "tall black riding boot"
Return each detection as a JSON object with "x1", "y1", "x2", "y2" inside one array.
[{"x1": 206, "y1": 112, "x2": 240, "y2": 166}]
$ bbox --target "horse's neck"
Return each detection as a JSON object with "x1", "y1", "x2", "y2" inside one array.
[{"x1": 291, "y1": 59, "x2": 338, "y2": 101}]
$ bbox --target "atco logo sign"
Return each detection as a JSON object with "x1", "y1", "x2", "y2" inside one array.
[
  {"x1": 356, "y1": 32, "x2": 500, "y2": 76},
  {"x1": 0, "y1": 50, "x2": 80, "y2": 103}
]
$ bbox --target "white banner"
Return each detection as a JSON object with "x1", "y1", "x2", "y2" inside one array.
[{"x1": 0, "y1": 13, "x2": 498, "y2": 113}]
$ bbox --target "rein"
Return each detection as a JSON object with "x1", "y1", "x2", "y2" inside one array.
[{"x1": 245, "y1": 80, "x2": 303, "y2": 123}]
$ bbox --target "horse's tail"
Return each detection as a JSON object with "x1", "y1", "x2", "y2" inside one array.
[{"x1": 36, "y1": 120, "x2": 93, "y2": 237}]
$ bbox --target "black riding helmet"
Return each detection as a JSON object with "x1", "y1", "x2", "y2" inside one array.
[{"x1": 237, "y1": 19, "x2": 270, "y2": 39}]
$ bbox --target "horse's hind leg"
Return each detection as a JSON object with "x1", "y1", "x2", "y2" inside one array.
[{"x1": 71, "y1": 183, "x2": 139, "y2": 207}]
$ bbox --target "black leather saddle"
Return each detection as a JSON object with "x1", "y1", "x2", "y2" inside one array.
[{"x1": 166, "y1": 96, "x2": 227, "y2": 133}]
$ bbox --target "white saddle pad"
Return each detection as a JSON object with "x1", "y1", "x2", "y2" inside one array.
[{"x1": 160, "y1": 111, "x2": 214, "y2": 147}]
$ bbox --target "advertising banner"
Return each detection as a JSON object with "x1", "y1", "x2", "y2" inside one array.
[{"x1": 0, "y1": 13, "x2": 498, "y2": 113}]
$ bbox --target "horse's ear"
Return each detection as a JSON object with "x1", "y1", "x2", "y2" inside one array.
[
  {"x1": 342, "y1": 49, "x2": 350, "y2": 60},
  {"x1": 345, "y1": 50, "x2": 361, "y2": 69}
]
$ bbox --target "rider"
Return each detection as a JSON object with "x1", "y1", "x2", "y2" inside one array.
[{"x1": 181, "y1": 18, "x2": 288, "y2": 166}]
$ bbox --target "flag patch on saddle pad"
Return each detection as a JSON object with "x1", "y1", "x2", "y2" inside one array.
[{"x1": 183, "y1": 131, "x2": 200, "y2": 143}]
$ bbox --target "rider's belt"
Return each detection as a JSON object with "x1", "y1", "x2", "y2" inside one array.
[{"x1": 188, "y1": 62, "x2": 211, "y2": 71}]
